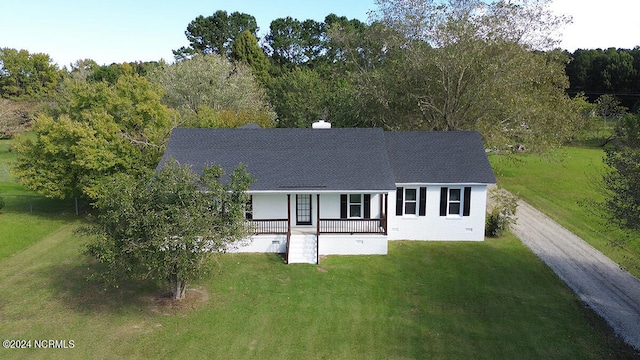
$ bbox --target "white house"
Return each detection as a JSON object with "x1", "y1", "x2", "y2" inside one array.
[{"x1": 158, "y1": 123, "x2": 496, "y2": 264}]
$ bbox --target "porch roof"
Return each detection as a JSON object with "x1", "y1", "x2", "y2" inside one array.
[{"x1": 159, "y1": 128, "x2": 397, "y2": 191}]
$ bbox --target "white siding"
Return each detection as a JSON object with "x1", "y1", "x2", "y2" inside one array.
[
  {"x1": 233, "y1": 233, "x2": 388, "y2": 255},
  {"x1": 370, "y1": 194, "x2": 382, "y2": 218},
  {"x1": 228, "y1": 234, "x2": 287, "y2": 253},
  {"x1": 319, "y1": 234, "x2": 388, "y2": 255},
  {"x1": 387, "y1": 185, "x2": 488, "y2": 241},
  {"x1": 253, "y1": 194, "x2": 288, "y2": 219},
  {"x1": 319, "y1": 193, "x2": 341, "y2": 219}
]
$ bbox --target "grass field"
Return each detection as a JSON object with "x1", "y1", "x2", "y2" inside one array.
[
  {"x1": 0, "y1": 138, "x2": 81, "y2": 260},
  {"x1": 0, "y1": 229, "x2": 636, "y2": 359},
  {"x1": 490, "y1": 146, "x2": 640, "y2": 278}
]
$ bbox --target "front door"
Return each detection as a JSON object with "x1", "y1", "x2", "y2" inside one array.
[{"x1": 296, "y1": 194, "x2": 312, "y2": 225}]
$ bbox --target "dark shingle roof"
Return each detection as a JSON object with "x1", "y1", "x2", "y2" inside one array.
[
  {"x1": 159, "y1": 128, "x2": 397, "y2": 191},
  {"x1": 159, "y1": 128, "x2": 495, "y2": 191},
  {"x1": 384, "y1": 131, "x2": 496, "y2": 184}
]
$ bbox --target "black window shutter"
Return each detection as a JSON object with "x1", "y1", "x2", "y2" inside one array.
[
  {"x1": 340, "y1": 194, "x2": 347, "y2": 219},
  {"x1": 419, "y1": 187, "x2": 427, "y2": 216},
  {"x1": 463, "y1": 187, "x2": 472, "y2": 216},
  {"x1": 395, "y1": 187, "x2": 403, "y2": 216},
  {"x1": 439, "y1": 187, "x2": 448, "y2": 216},
  {"x1": 364, "y1": 194, "x2": 371, "y2": 218}
]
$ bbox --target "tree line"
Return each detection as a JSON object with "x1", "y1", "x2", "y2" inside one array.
[
  {"x1": 566, "y1": 47, "x2": 640, "y2": 110},
  {"x1": 3, "y1": 7, "x2": 639, "y2": 137},
  {"x1": 4, "y1": 6, "x2": 639, "y2": 141}
]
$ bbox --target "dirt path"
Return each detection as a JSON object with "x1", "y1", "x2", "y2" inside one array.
[{"x1": 512, "y1": 200, "x2": 640, "y2": 350}]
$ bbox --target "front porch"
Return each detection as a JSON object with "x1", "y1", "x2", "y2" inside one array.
[
  {"x1": 243, "y1": 193, "x2": 389, "y2": 264},
  {"x1": 246, "y1": 218, "x2": 388, "y2": 236}
]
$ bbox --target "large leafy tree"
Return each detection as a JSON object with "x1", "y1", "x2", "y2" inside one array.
[
  {"x1": 173, "y1": 10, "x2": 258, "y2": 60},
  {"x1": 321, "y1": 14, "x2": 368, "y2": 66},
  {"x1": 600, "y1": 49, "x2": 637, "y2": 92},
  {"x1": 149, "y1": 54, "x2": 274, "y2": 128},
  {"x1": 268, "y1": 67, "x2": 330, "y2": 127},
  {"x1": 0, "y1": 48, "x2": 63, "y2": 98},
  {"x1": 335, "y1": 0, "x2": 578, "y2": 149},
  {"x1": 66, "y1": 59, "x2": 100, "y2": 82},
  {"x1": 328, "y1": 23, "x2": 424, "y2": 129},
  {"x1": 595, "y1": 94, "x2": 627, "y2": 123},
  {"x1": 13, "y1": 74, "x2": 174, "y2": 199},
  {"x1": 601, "y1": 114, "x2": 640, "y2": 234},
  {"x1": 86, "y1": 61, "x2": 158, "y2": 84},
  {"x1": 85, "y1": 160, "x2": 253, "y2": 300}
]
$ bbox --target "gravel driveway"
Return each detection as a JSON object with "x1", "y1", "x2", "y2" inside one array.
[{"x1": 512, "y1": 200, "x2": 640, "y2": 350}]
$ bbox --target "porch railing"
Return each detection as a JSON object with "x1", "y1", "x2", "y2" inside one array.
[
  {"x1": 318, "y1": 218, "x2": 386, "y2": 234},
  {"x1": 247, "y1": 218, "x2": 387, "y2": 235},
  {"x1": 245, "y1": 219, "x2": 288, "y2": 234}
]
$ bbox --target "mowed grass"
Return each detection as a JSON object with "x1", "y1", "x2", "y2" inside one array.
[
  {"x1": 490, "y1": 146, "x2": 640, "y2": 277},
  {"x1": 0, "y1": 214, "x2": 70, "y2": 260},
  {"x1": 0, "y1": 138, "x2": 79, "y2": 260},
  {"x1": 0, "y1": 229, "x2": 636, "y2": 359}
]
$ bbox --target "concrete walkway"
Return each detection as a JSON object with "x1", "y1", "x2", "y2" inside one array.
[{"x1": 512, "y1": 200, "x2": 640, "y2": 351}]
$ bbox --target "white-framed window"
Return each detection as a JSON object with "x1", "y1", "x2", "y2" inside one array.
[
  {"x1": 440, "y1": 187, "x2": 471, "y2": 217},
  {"x1": 448, "y1": 188, "x2": 462, "y2": 215},
  {"x1": 404, "y1": 188, "x2": 417, "y2": 215},
  {"x1": 348, "y1": 194, "x2": 363, "y2": 218},
  {"x1": 396, "y1": 187, "x2": 426, "y2": 216},
  {"x1": 341, "y1": 194, "x2": 371, "y2": 219}
]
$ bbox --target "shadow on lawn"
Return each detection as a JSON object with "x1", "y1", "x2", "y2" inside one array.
[
  {"x1": 0, "y1": 194, "x2": 91, "y2": 216},
  {"x1": 47, "y1": 260, "x2": 165, "y2": 315}
]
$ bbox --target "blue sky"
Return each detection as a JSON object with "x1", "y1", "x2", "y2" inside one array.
[
  {"x1": 0, "y1": 0, "x2": 376, "y2": 67},
  {"x1": 0, "y1": 0, "x2": 638, "y2": 67}
]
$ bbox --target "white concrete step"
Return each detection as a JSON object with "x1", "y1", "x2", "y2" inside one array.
[{"x1": 288, "y1": 234, "x2": 317, "y2": 264}]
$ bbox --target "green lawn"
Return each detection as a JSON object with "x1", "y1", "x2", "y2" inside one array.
[
  {"x1": 490, "y1": 147, "x2": 640, "y2": 278},
  {"x1": 0, "y1": 214, "x2": 71, "y2": 260},
  {"x1": 0, "y1": 138, "x2": 81, "y2": 260},
  {"x1": 0, "y1": 230, "x2": 635, "y2": 359}
]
